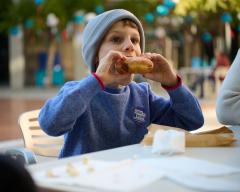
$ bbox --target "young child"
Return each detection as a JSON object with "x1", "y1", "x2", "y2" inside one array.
[{"x1": 39, "y1": 9, "x2": 204, "y2": 158}]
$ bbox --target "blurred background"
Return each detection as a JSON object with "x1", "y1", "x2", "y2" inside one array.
[{"x1": 0, "y1": 0, "x2": 239, "y2": 143}]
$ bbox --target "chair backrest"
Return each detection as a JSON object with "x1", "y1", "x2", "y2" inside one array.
[{"x1": 18, "y1": 109, "x2": 64, "y2": 157}]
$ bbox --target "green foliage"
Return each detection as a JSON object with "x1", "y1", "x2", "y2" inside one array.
[
  {"x1": 1, "y1": 0, "x2": 239, "y2": 35},
  {"x1": 41, "y1": 0, "x2": 68, "y2": 29},
  {"x1": 174, "y1": 0, "x2": 240, "y2": 34},
  {"x1": 0, "y1": 0, "x2": 105, "y2": 33},
  {"x1": 0, "y1": 1, "x2": 15, "y2": 32},
  {"x1": 41, "y1": 0, "x2": 104, "y2": 28},
  {"x1": 114, "y1": 0, "x2": 158, "y2": 19},
  {"x1": 175, "y1": 0, "x2": 240, "y2": 21},
  {"x1": 0, "y1": 0, "x2": 36, "y2": 32}
]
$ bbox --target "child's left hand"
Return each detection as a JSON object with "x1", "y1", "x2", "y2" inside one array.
[{"x1": 142, "y1": 53, "x2": 178, "y2": 87}]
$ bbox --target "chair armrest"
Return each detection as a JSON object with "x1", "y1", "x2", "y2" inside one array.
[{"x1": 5, "y1": 148, "x2": 37, "y2": 165}]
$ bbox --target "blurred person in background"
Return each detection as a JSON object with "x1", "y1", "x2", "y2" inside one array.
[
  {"x1": 190, "y1": 50, "x2": 230, "y2": 98},
  {"x1": 216, "y1": 49, "x2": 240, "y2": 125},
  {"x1": 209, "y1": 51, "x2": 231, "y2": 88}
]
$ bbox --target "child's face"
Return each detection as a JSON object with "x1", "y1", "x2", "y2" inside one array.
[{"x1": 98, "y1": 20, "x2": 141, "y2": 61}]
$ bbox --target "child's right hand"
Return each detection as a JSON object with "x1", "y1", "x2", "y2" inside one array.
[{"x1": 95, "y1": 51, "x2": 133, "y2": 87}]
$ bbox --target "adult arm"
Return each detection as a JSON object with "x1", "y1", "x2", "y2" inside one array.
[{"x1": 216, "y1": 49, "x2": 240, "y2": 125}]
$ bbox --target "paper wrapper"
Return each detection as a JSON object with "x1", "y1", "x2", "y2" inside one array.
[
  {"x1": 141, "y1": 125, "x2": 237, "y2": 147},
  {"x1": 152, "y1": 130, "x2": 185, "y2": 154}
]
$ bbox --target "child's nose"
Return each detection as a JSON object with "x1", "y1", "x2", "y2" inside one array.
[{"x1": 123, "y1": 39, "x2": 134, "y2": 52}]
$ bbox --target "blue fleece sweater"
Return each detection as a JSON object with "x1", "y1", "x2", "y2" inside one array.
[{"x1": 39, "y1": 75, "x2": 204, "y2": 158}]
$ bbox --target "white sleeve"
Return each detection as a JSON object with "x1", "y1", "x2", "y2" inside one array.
[{"x1": 216, "y1": 49, "x2": 240, "y2": 125}]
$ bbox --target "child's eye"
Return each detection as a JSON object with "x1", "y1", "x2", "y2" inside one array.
[
  {"x1": 131, "y1": 37, "x2": 140, "y2": 44},
  {"x1": 110, "y1": 36, "x2": 123, "y2": 44}
]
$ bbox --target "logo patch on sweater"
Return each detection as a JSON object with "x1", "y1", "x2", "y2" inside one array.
[{"x1": 133, "y1": 108, "x2": 146, "y2": 123}]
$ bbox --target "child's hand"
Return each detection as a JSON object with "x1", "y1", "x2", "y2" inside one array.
[
  {"x1": 142, "y1": 53, "x2": 178, "y2": 87},
  {"x1": 96, "y1": 51, "x2": 133, "y2": 87}
]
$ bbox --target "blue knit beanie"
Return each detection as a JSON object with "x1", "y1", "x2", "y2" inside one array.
[{"x1": 82, "y1": 9, "x2": 145, "y2": 72}]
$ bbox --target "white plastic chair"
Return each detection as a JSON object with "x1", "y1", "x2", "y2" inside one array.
[{"x1": 6, "y1": 109, "x2": 64, "y2": 164}]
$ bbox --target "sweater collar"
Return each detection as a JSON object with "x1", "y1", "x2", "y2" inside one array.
[{"x1": 105, "y1": 85, "x2": 127, "y2": 94}]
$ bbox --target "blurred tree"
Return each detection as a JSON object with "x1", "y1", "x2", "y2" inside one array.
[
  {"x1": 0, "y1": 0, "x2": 105, "y2": 34},
  {"x1": 175, "y1": 0, "x2": 240, "y2": 59},
  {"x1": 175, "y1": 0, "x2": 240, "y2": 15},
  {"x1": 2, "y1": 0, "x2": 239, "y2": 34},
  {"x1": 175, "y1": 0, "x2": 240, "y2": 28},
  {"x1": 112, "y1": 0, "x2": 158, "y2": 18},
  {"x1": 42, "y1": 0, "x2": 105, "y2": 30}
]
